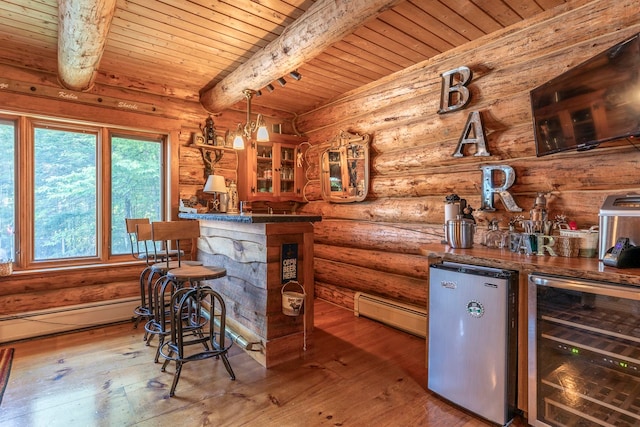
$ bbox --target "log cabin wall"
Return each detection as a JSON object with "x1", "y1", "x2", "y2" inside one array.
[
  {"x1": 0, "y1": 0, "x2": 637, "y2": 328},
  {"x1": 292, "y1": 0, "x2": 640, "y2": 310},
  {"x1": 0, "y1": 52, "x2": 296, "y2": 318},
  {"x1": 0, "y1": 78, "x2": 204, "y2": 315},
  {"x1": 0, "y1": 60, "x2": 290, "y2": 317}
]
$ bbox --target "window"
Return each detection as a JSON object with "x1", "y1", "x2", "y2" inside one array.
[
  {"x1": 34, "y1": 127, "x2": 98, "y2": 260},
  {"x1": 110, "y1": 135, "x2": 163, "y2": 255},
  {"x1": 0, "y1": 119, "x2": 15, "y2": 263},
  {"x1": 9, "y1": 117, "x2": 166, "y2": 268}
]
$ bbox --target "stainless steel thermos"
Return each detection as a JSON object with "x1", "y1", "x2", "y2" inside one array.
[{"x1": 445, "y1": 215, "x2": 476, "y2": 248}]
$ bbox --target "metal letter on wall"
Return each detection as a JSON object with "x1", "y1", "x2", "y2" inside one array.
[
  {"x1": 452, "y1": 111, "x2": 490, "y2": 157},
  {"x1": 479, "y1": 165, "x2": 523, "y2": 212},
  {"x1": 281, "y1": 243, "x2": 298, "y2": 284},
  {"x1": 438, "y1": 66, "x2": 472, "y2": 114}
]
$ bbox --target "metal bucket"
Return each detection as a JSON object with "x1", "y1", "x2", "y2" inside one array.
[{"x1": 281, "y1": 281, "x2": 305, "y2": 316}]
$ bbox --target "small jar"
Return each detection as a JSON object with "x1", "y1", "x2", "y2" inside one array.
[{"x1": 485, "y1": 220, "x2": 502, "y2": 249}]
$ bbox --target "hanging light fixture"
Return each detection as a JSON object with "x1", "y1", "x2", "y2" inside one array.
[
  {"x1": 289, "y1": 70, "x2": 302, "y2": 81},
  {"x1": 276, "y1": 77, "x2": 287, "y2": 87},
  {"x1": 232, "y1": 89, "x2": 270, "y2": 149}
]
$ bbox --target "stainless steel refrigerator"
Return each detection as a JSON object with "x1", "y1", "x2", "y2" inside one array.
[{"x1": 428, "y1": 262, "x2": 518, "y2": 426}]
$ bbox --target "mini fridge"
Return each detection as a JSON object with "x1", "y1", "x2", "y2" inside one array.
[{"x1": 428, "y1": 262, "x2": 518, "y2": 426}]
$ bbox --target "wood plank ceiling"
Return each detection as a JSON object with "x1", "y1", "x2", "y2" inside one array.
[{"x1": 0, "y1": 0, "x2": 570, "y2": 116}]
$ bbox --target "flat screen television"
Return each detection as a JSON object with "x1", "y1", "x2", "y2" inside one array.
[{"x1": 530, "y1": 33, "x2": 640, "y2": 156}]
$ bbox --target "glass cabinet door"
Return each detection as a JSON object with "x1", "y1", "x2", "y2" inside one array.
[
  {"x1": 238, "y1": 134, "x2": 307, "y2": 202},
  {"x1": 280, "y1": 146, "x2": 295, "y2": 194},
  {"x1": 256, "y1": 143, "x2": 273, "y2": 195}
]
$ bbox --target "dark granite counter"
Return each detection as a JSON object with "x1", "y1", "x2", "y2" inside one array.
[{"x1": 178, "y1": 212, "x2": 322, "y2": 224}]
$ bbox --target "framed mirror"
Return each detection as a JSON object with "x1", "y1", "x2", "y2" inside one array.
[{"x1": 320, "y1": 130, "x2": 370, "y2": 203}]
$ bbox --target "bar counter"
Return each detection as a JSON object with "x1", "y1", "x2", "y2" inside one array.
[
  {"x1": 179, "y1": 212, "x2": 322, "y2": 224},
  {"x1": 420, "y1": 243, "x2": 640, "y2": 286},
  {"x1": 179, "y1": 212, "x2": 321, "y2": 368}
]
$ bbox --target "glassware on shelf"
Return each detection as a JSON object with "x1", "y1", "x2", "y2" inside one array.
[{"x1": 485, "y1": 219, "x2": 503, "y2": 249}]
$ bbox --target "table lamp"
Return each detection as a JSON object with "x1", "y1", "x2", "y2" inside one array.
[{"x1": 203, "y1": 174, "x2": 228, "y2": 212}]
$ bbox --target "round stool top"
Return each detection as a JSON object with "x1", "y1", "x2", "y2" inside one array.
[
  {"x1": 150, "y1": 260, "x2": 203, "y2": 272},
  {"x1": 166, "y1": 265, "x2": 226, "y2": 281}
]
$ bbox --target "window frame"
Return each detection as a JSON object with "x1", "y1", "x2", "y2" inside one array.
[
  {"x1": 108, "y1": 130, "x2": 167, "y2": 258},
  {"x1": 0, "y1": 115, "x2": 17, "y2": 267},
  {"x1": 7, "y1": 114, "x2": 168, "y2": 270}
]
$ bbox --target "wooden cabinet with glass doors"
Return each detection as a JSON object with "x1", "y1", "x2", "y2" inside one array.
[{"x1": 238, "y1": 133, "x2": 307, "y2": 202}]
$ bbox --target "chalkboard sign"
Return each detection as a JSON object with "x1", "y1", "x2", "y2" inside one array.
[{"x1": 281, "y1": 243, "x2": 298, "y2": 283}]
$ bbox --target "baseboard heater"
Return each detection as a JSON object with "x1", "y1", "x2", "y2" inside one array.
[
  {"x1": 354, "y1": 292, "x2": 427, "y2": 338},
  {"x1": 0, "y1": 297, "x2": 139, "y2": 343}
]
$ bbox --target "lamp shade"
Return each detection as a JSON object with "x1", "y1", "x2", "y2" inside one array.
[
  {"x1": 256, "y1": 114, "x2": 269, "y2": 142},
  {"x1": 203, "y1": 174, "x2": 227, "y2": 193}
]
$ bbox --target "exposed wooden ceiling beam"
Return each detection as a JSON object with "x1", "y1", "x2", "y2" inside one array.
[
  {"x1": 199, "y1": 0, "x2": 404, "y2": 113},
  {"x1": 57, "y1": 0, "x2": 117, "y2": 92}
]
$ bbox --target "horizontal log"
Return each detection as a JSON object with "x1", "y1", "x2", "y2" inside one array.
[
  {"x1": 0, "y1": 279, "x2": 138, "y2": 315},
  {"x1": 314, "y1": 258, "x2": 426, "y2": 306},
  {"x1": 365, "y1": 144, "x2": 637, "y2": 201},
  {"x1": 1, "y1": 264, "x2": 143, "y2": 295},
  {"x1": 303, "y1": 191, "x2": 611, "y2": 232},
  {"x1": 57, "y1": 0, "x2": 117, "y2": 91},
  {"x1": 314, "y1": 243, "x2": 429, "y2": 281},
  {"x1": 315, "y1": 281, "x2": 356, "y2": 311},
  {"x1": 312, "y1": 218, "x2": 440, "y2": 254},
  {"x1": 302, "y1": 197, "x2": 446, "y2": 224}
]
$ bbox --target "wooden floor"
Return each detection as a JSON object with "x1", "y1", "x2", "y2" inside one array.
[{"x1": 1, "y1": 299, "x2": 527, "y2": 426}]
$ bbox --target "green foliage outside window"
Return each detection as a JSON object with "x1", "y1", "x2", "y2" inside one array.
[
  {"x1": 0, "y1": 122, "x2": 14, "y2": 262},
  {"x1": 111, "y1": 136, "x2": 163, "y2": 255},
  {"x1": 34, "y1": 128, "x2": 97, "y2": 260},
  {"x1": 1, "y1": 118, "x2": 164, "y2": 265}
]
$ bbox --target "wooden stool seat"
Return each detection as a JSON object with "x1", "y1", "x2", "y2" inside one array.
[
  {"x1": 149, "y1": 260, "x2": 203, "y2": 273},
  {"x1": 166, "y1": 266, "x2": 226, "y2": 282}
]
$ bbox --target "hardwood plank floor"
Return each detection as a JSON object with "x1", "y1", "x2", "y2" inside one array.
[{"x1": 0, "y1": 299, "x2": 527, "y2": 426}]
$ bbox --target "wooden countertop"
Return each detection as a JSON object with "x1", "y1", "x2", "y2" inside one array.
[{"x1": 420, "y1": 243, "x2": 640, "y2": 287}]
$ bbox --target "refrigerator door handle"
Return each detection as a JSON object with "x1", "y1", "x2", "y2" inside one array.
[{"x1": 530, "y1": 274, "x2": 640, "y2": 301}]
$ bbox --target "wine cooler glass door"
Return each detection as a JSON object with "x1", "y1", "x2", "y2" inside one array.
[{"x1": 528, "y1": 274, "x2": 640, "y2": 427}]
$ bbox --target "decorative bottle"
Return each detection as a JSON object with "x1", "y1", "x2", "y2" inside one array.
[
  {"x1": 485, "y1": 219, "x2": 502, "y2": 249},
  {"x1": 227, "y1": 181, "x2": 239, "y2": 213}
]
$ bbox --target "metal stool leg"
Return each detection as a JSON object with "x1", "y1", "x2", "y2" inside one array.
[{"x1": 159, "y1": 286, "x2": 235, "y2": 397}]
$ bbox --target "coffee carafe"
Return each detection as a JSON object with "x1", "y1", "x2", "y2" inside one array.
[
  {"x1": 444, "y1": 194, "x2": 466, "y2": 224},
  {"x1": 443, "y1": 194, "x2": 468, "y2": 246}
]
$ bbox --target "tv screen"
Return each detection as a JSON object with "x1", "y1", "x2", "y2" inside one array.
[{"x1": 531, "y1": 33, "x2": 640, "y2": 156}]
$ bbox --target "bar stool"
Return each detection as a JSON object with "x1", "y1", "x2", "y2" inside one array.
[
  {"x1": 126, "y1": 218, "x2": 196, "y2": 332},
  {"x1": 159, "y1": 285, "x2": 235, "y2": 396},
  {"x1": 144, "y1": 220, "x2": 224, "y2": 362},
  {"x1": 136, "y1": 222, "x2": 203, "y2": 343},
  {"x1": 125, "y1": 218, "x2": 155, "y2": 328}
]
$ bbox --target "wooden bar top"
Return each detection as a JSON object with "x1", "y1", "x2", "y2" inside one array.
[{"x1": 420, "y1": 243, "x2": 640, "y2": 287}]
